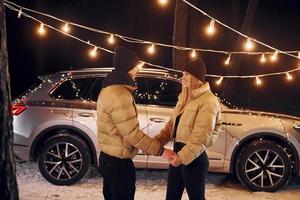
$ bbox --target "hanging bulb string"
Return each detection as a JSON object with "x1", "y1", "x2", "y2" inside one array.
[
  {"x1": 4, "y1": 3, "x2": 114, "y2": 54},
  {"x1": 4, "y1": 2, "x2": 300, "y2": 79},
  {"x1": 4, "y1": 0, "x2": 300, "y2": 58},
  {"x1": 181, "y1": 0, "x2": 298, "y2": 59}
]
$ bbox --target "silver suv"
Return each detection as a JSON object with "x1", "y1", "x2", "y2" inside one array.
[{"x1": 13, "y1": 67, "x2": 300, "y2": 192}]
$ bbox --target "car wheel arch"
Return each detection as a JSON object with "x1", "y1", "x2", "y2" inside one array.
[
  {"x1": 30, "y1": 125, "x2": 98, "y2": 166},
  {"x1": 230, "y1": 132, "x2": 299, "y2": 176}
]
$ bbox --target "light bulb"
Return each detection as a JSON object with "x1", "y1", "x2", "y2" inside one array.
[
  {"x1": 255, "y1": 76, "x2": 262, "y2": 86},
  {"x1": 147, "y1": 44, "x2": 156, "y2": 55},
  {"x1": 286, "y1": 72, "x2": 293, "y2": 81},
  {"x1": 17, "y1": 8, "x2": 22, "y2": 18},
  {"x1": 158, "y1": 0, "x2": 168, "y2": 6},
  {"x1": 224, "y1": 54, "x2": 231, "y2": 65},
  {"x1": 260, "y1": 53, "x2": 266, "y2": 63},
  {"x1": 206, "y1": 19, "x2": 215, "y2": 36},
  {"x1": 270, "y1": 51, "x2": 278, "y2": 62},
  {"x1": 62, "y1": 23, "x2": 70, "y2": 33},
  {"x1": 108, "y1": 34, "x2": 115, "y2": 45},
  {"x1": 89, "y1": 46, "x2": 98, "y2": 58},
  {"x1": 216, "y1": 77, "x2": 223, "y2": 86},
  {"x1": 244, "y1": 38, "x2": 255, "y2": 51},
  {"x1": 190, "y1": 50, "x2": 197, "y2": 58},
  {"x1": 38, "y1": 23, "x2": 46, "y2": 35}
]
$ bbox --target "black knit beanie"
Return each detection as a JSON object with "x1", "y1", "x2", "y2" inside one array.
[
  {"x1": 113, "y1": 46, "x2": 140, "y2": 72},
  {"x1": 183, "y1": 58, "x2": 206, "y2": 82}
]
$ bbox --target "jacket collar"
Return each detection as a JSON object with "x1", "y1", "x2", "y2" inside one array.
[
  {"x1": 192, "y1": 82, "x2": 210, "y2": 98},
  {"x1": 102, "y1": 70, "x2": 136, "y2": 89}
]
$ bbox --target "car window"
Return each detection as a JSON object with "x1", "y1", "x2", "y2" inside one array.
[
  {"x1": 85, "y1": 77, "x2": 104, "y2": 102},
  {"x1": 134, "y1": 77, "x2": 149, "y2": 104},
  {"x1": 52, "y1": 78, "x2": 94, "y2": 100},
  {"x1": 145, "y1": 78, "x2": 181, "y2": 107}
]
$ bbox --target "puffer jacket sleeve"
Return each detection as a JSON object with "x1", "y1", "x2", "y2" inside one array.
[
  {"x1": 177, "y1": 101, "x2": 220, "y2": 165},
  {"x1": 110, "y1": 93, "x2": 163, "y2": 156}
]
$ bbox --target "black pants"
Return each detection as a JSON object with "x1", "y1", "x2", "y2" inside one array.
[
  {"x1": 99, "y1": 152, "x2": 136, "y2": 200},
  {"x1": 166, "y1": 142, "x2": 209, "y2": 200}
]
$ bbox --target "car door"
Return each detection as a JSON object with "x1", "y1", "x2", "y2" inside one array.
[
  {"x1": 64, "y1": 77, "x2": 99, "y2": 155},
  {"x1": 133, "y1": 77, "x2": 153, "y2": 168},
  {"x1": 141, "y1": 77, "x2": 181, "y2": 168}
]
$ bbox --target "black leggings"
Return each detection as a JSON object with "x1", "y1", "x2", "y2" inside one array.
[
  {"x1": 99, "y1": 152, "x2": 136, "y2": 200},
  {"x1": 166, "y1": 142, "x2": 209, "y2": 200}
]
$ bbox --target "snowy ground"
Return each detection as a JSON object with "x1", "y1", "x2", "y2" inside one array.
[{"x1": 17, "y1": 161, "x2": 300, "y2": 200}]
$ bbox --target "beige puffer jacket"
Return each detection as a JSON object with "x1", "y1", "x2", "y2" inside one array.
[
  {"x1": 97, "y1": 84, "x2": 163, "y2": 159},
  {"x1": 155, "y1": 83, "x2": 221, "y2": 165}
]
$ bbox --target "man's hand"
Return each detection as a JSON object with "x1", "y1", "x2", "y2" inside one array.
[
  {"x1": 169, "y1": 155, "x2": 182, "y2": 167},
  {"x1": 162, "y1": 148, "x2": 176, "y2": 160}
]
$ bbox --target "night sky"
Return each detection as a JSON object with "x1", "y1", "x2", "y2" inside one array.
[{"x1": 5, "y1": 0, "x2": 300, "y2": 116}]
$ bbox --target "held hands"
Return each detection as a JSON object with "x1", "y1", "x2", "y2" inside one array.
[{"x1": 162, "y1": 148, "x2": 182, "y2": 167}]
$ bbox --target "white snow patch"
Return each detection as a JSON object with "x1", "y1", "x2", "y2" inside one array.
[{"x1": 16, "y1": 162, "x2": 300, "y2": 200}]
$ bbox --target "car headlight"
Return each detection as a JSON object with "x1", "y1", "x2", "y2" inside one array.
[{"x1": 294, "y1": 125, "x2": 300, "y2": 133}]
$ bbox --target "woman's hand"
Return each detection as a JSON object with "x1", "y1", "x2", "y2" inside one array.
[{"x1": 169, "y1": 155, "x2": 182, "y2": 167}]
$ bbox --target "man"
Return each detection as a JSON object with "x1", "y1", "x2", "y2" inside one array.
[{"x1": 97, "y1": 46, "x2": 175, "y2": 200}]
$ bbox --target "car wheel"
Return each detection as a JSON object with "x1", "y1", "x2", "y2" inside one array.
[
  {"x1": 236, "y1": 140, "x2": 292, "y2": 192},
  {"x1": 38, "y1": 134, "x2": 91, "y2": 185}
]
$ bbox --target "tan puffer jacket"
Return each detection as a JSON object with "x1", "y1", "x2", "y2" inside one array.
[
  {"x1": 97, "y1": 84, "x2": 163, "y2": 159},
  {"x1": 155, "y1": 83, "x2": 221, "y2": 165}
]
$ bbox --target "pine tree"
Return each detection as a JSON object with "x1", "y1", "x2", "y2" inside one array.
[{"x1": 0, "y1": 0, "x2": 20, "y2": 199}]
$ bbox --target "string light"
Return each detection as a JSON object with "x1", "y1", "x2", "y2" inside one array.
[
  {"x1": 260, "y1": 53, "x2": 266, "y2": 63},
  {"x1": 89, "y1": 46, "x2": 98, "y2": 58},
  {"x1": 137, "y1": 61, "x2": 145, "y2": 69},
  {"x1": 5, "y1": 0, "x2": 300, "y2": 60},
  {"x1": 17, "y1": 7, "x2": 22, "y2": 18},
  {"x1": 37, "y1": 23, "x2": 46, "y2": 35},
  {"x1": 180, "y1": 0, "x2": 299, "y2": 60},
  {"x1": 5, "y1": 1, "x2": 300, "y2": 82},
  {"x1": 286, "y1": 72, "x2": 293, "y2": 81},
  {"x1": 224, "y1": 54, "x2": 231, "y2": 65},
  {"x1": 270, "y1": 51, "x2": 279, "y2": 62},
  {"x1": 244, "y1": 38, "x2": 255, "y2": 51},
  {"x1": 216, "y1": 77, "x2": 223, "y2": 86},
  {"x1": 107, "y1": 34, "x2": 115, "y2": 45},
  {"x1": 206, "y1": 19, "x2": 216, "y2": 36},
  {"x1": 255, "y1": 76, "x2": 262, "y2": 86},
  {"x1": 62, "y1": 22, "x2": 70, "y2": 33},
  {"x1": 190, "y1": 50, "x2": 197, "y2": 58},
  {"x1": 147, "y1": 44, "x2": 156, "y2": 55},
  {"x1": 158, "y1": 0, "x2": 168, "y2": 7}
]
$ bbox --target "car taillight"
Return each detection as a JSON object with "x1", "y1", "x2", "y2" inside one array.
[{"x1": 11, "y1": 105, "x2": 27, "y2": 115}]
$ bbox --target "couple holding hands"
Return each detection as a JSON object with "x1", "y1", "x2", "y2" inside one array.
[{"x1": 97, "y1": 46, "x2": 221, "y2": 200}]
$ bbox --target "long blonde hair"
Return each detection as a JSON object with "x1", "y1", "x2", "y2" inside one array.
[{"x1": 177, "y1": 73, "x2": 203, "y2": 113}]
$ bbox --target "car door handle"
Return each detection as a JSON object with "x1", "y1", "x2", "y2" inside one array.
[
  {"x1": 221, "y1": 122, "x2": 242, "y2": 126},
  {"x1": 78, "y1": 112, "x2": 93, "y2": 117},
  {"x1": 150, "y1": 118, "x2": 165, "y2": 123}
]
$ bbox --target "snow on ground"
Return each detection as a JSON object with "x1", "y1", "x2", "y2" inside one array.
[{"x1": 17, "y1": 161, "x2": 300, "y2": 200}]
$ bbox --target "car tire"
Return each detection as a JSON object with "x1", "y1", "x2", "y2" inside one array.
[
  {"x1": 236, "y1": 140, "x2": 292, "y2": 192},
  {"x1": 38, "y1": 134, "x2": 91, "y2": 185}
]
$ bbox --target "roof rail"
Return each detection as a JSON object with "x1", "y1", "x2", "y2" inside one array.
[{"x1": 56, "y1": 66, "x2": 182, "y2": 75}]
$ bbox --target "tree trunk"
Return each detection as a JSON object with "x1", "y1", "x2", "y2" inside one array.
[
  {"x1": 172, "y1": 0, "x2": 189, "y2": 70},
  {"x1": 0, "y1": 0, "x2": 20, "y2": 199},
  {"x1": 222, "y1": 0, "x2": 258, "y2": 101}
]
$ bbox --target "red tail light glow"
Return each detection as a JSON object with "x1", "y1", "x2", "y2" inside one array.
[{"x1": 11, "y1": 105, "x2": 27, "y2": 115}]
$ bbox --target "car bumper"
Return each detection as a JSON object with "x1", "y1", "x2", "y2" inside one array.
[{"x1": 14, "y1": 144, "x2": 30, "y2": 161}]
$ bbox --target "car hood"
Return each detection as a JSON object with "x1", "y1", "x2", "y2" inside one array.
[{"x1": 224, "y1": 109, "x2": 300, "y2": 122}]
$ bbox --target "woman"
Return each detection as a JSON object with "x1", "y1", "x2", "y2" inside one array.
[{"x1": 155, "y1": 58, "x2": 222, "y2": 200}]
